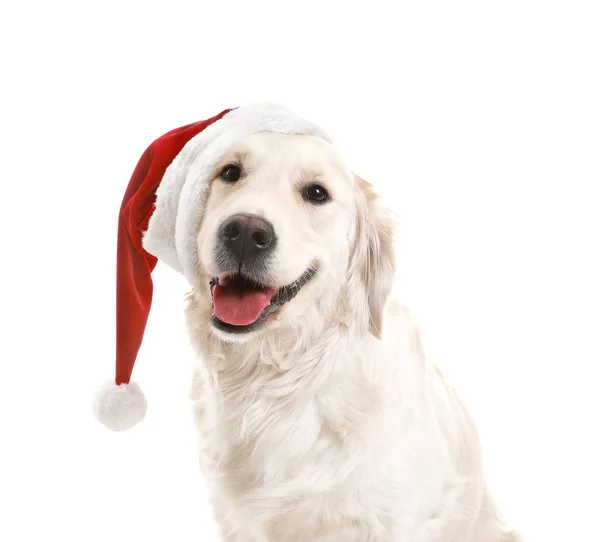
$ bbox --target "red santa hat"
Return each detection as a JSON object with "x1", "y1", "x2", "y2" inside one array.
[{"x1": 92, "y1": 103, "x2": 330, "y2": 431}]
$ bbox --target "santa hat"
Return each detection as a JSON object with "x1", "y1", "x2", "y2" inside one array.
[{"x1": 92, "y1": 103, "x2": 330, "y2": 431}]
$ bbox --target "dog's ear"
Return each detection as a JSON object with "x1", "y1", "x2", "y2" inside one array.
[{"x1": 347, "y1": 175, "x2": 396, "y2": 338}]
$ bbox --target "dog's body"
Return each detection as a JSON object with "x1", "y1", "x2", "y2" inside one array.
[{"x1": 184, "y1": 131, "x2": 519, "y2": 541}]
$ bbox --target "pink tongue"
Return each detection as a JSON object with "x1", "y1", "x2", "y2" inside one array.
[{"x1": 213, "y1": 284, "x2": 277, "y2": 326}]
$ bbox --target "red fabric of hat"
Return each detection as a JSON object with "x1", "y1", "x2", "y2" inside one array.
[{"x1": 93, "y1": 110, "x2": 231, "y2": 431}]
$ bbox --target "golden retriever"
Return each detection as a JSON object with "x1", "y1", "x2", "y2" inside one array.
[{"x1": 183, "y1": 131, "x2": 520, "y2": 541}]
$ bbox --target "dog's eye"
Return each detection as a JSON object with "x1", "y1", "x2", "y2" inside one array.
[
  {"x1": 220, "y1": 165, "x2": 241, "y2": 183},
  {"x1": 305, "y1": 185, "x2": 329, "y2": 203}
]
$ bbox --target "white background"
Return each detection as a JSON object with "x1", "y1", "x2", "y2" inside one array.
[{"x1": 1, "y1": 1, "x2": 598, "y2": 541}]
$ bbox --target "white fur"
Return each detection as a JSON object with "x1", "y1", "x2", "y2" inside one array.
[
  {"x1": 93, "y1": 381, "x2": 147, "y2": 431},
  {"x1": 183, "y1": 132, "x2": 521, "y2": 541},
  {"x1": 142, "y1": 103, "x2": 330, "y2": 286}
]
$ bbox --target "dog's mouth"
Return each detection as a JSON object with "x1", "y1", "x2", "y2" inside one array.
[{"x1": 209, "y1": 266, "x2": 317, "y2": 333}]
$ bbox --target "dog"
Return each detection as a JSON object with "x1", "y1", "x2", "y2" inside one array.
[{"x1": 183, "y1": 130, "x2": 520, "y2": 541}]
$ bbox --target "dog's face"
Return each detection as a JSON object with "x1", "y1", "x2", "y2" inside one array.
[{"x1": 195, "y1": 131, "x2": 395, "y2": 343}]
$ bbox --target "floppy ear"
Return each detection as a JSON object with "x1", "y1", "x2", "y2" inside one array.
[{"x1": 347, "y1": 175, "x2": 396, "y2": 338}]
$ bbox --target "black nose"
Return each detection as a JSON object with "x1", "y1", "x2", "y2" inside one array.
[{"x1": 218, "y1": 214, "x2": 276, "y2": 261}]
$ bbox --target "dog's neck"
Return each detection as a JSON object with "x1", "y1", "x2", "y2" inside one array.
[
  {"x1": 186, "y1": 288, "x2": 395, "y2": 455},
  {"x1": 186, "y1": 288, "x2": 429, "y2": 474},
  {"x1": 185, "y1": 284, "x2": 380, "y2": 392}
]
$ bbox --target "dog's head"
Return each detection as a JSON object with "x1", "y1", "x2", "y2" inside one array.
[{"x1": 194, "y1": 131, "x2": 395, "y2": 343}]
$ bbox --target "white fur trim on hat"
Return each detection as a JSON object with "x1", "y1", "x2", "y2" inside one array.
[
  {"x1": 93, "y1": 381, "x2": 147, "y2": 431},
  {"x1": 142, "y1": 102, "x2": 330, "y2": 286}
]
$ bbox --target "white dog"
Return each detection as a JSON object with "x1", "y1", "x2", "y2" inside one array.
[{"x1": 184, "y1": 131, "x2": 520, "y2": 541}]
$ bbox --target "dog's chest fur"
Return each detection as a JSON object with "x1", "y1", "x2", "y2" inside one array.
[{"x1": 187, "y1": 302, "x2": 459, "y2": 541}]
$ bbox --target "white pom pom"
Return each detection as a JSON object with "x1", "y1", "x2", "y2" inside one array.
[{"x1": 93, "y1": 381, "x2": 147, "y2": 431}]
